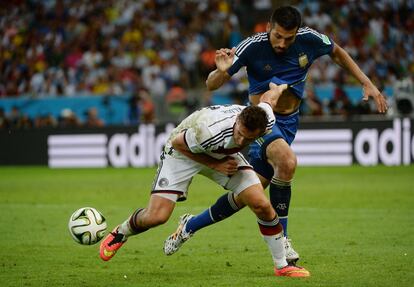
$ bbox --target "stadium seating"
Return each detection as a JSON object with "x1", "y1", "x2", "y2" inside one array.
[{"x1": 0, "y1": 0, "x2": 412, "y2": 126}]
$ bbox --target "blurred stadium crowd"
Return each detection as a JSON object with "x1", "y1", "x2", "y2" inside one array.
[{"x1": 0, "y1": 0, "x2": 413, "y2": 129}]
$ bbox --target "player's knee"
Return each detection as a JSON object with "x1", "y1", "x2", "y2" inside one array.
[
  {"x1": 276, "y1": 154, "x2": 297, "y2": 177},
  {"x1": 233, "y1": 194, "x2": 246, "y2": 208},
  {"x1": 267, "y1": 145, "x2": 297, "y2": 177},
  {"x1": 283, "y1": 156, "x2": 297, "y2": 174},
  {"x1": 250, "y1": 199, "x2": 273, "y2": 218}
]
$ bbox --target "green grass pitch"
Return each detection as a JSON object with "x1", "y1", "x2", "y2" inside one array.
[{"x1": 0, "y1": 165, "x2": 413, "y2": 287}]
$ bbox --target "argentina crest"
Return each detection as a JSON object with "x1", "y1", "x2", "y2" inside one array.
[{"x1": 298, "y1": 53, "x2": 308, "y2": 68}]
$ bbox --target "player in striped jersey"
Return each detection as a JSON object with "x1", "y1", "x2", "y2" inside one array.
[
  {"x1": 100, "y1": 83, "x2": 310, "y2": 277},
  {"x1": 170, "y1": 5, "x2": 388, "y2": 264}
]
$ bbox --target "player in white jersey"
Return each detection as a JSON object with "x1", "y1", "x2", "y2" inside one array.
[
  {"x1": 156, "y1": 103, "x2": 273, "y2": 202},
  {"x1": 99, "y1": 83, "x2": 310, "y2": 277}
]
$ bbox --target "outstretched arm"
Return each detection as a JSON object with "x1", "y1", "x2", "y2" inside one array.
[
  {"x1": 252, "y1": 83, "x2": 288, "y2": 133},
  {"x1": 205, "y1": 48, "x2": 235, "y2": 91},
  {"x1": 330, "y1": 42, "x2": 388, "y2": 113}
]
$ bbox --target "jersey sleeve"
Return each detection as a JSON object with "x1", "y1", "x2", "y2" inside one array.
[
  {"x1": 227, "y1": 37, "x2": 252, "y2": 76},
  {"x1": 184, "y1": 126, "x2": 206, "y2": 153},
  {"x1": 257, "y1": 102, "x2": 276, "y2": 134},
  {"x1": 184, "y1": 118, "x2": 220, "y2": 153},
  {"x1": 300, "y1": 27, "x2": 334, "y2": 58}
]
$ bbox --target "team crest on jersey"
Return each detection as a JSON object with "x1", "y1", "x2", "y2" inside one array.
[
  {"x1": 298, "y1": 54, "x2": 308, "y2": 68},
  {"x1": 263, "y1": 64, "x2": 272, "y2": 71},
  {"x1": 158, "y1": 178, "x2": 169, "y2": 188}
]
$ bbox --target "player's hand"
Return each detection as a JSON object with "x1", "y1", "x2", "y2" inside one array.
[
  {"x1": 215, "y1": 47, "x2": 236, "y2": 73},
  {"x1": 213, "y1": 156, "x2": 238, "y2": 176},
  {"x1": 269, "y1": 82, "x2": 288, "y2": 95},
  {"x1": 260, "y1": 83, "x2": 288, "y2": 107},
  {"x1": 362, "y1": 82, "x2": 388, "y2": 113}
]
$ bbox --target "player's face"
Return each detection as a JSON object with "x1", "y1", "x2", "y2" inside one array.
[
  {"x1": 268, "y1": 23, "x2": 297, "y2": 54},
  {"x1": 233, "y1": 120, "x2": 262, "y2": 147}
]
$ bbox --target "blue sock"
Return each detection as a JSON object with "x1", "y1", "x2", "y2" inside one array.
[
  {"x1": 279, "y1": 217, "x2": 288, "y2": 236},
  {"x1": 269, "y1": 178, "x2": 291, "y2": 237},
  {"x1": 185, "y1": 209, "x2": 212, "y2": 234},
  {"x1": 185, "y1": 192, "x2": 240, "y2": 234}
]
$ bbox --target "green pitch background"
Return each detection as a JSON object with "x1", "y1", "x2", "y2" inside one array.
[{"x1": 0, "y1": 166, "x2": 413, "y2": 287}]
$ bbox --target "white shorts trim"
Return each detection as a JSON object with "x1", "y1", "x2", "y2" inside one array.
[{"x1": 152, "y1": 192, "x2": 179, "y2": 202}]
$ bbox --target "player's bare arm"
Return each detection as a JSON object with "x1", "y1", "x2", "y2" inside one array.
[
  {"x1": 250, "y1": 88, "x2": 300, "y2": 114},
  {"x1": 260, "y1": 83, "x2": 288, "y2": 108},
  {"x1": 205, "y1": 47, "x2": 235, "y2": 91},
  {"x1": 171, "y1": 132, "x2": 238, "y2": 175},
  {"x1": 330, "y1": 42, "x2": 388, "y2": 113}
]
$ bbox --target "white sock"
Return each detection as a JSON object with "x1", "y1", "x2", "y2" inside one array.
[
  {"x1": 117, "y1": 208, "x2": 147, "y2": 238},
  {"x1": 262, "y1": 231, "x2": 288, "y2": 269},
  {"x1": 118, "y1": 219, "x2": 134, "y2": 238}
]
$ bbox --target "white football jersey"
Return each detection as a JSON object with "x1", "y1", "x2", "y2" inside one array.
[{"x1": 165, "y1": 103, "x2": 275, "y2": 159}]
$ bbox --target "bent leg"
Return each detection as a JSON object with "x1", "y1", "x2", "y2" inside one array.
[
  {"x1": 237, "y1": 182, "x2": 309, "y2": 276},
  {"x1": 100, "y1": 194, "x2": 175, "y2": 262},
  {"x1": 135, "y1": 195, "x2": 175, "y2": 228},
  {"x1": 266, "y1": 138, "x2": 297, "y2": 180},
  {"x1": 101, "y1": 152, "x2": 196, "y2": 261},
  {"x1": 266, "y1": 138, "x2": 297, "y2": 236},
  {"x1": 237, "y1": 183, "x2": 289, "y2": 269},
  {"x1": 118, "y1": 194, "x2": 176, "y2": 237},
  {"x1": 236, "y1": 183, "x2": 276, "y2": 221}
]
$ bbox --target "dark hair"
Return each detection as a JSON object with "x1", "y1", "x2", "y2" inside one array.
[
  {"x1": 270, "y1": 6, "x2": 302, "y2": 30},
  {"x1": 238, "y1": 106, "x2": 268, "y2": 135}
]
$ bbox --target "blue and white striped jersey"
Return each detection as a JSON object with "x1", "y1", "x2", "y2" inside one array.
[
  {"x1": 166, "y1": 103, "x2": 275, "y2": 159},
  {"x1": 227, "y1": 27, "x2": 334, "y2": 98}
]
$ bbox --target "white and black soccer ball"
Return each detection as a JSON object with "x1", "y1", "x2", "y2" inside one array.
[{"x1": 68, "y1": 207, "x2": 107, "y2": 245}]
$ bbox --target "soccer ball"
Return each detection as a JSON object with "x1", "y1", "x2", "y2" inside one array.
[{"x1": 68, "y1": 207, "x2": 107, "y2": 245}]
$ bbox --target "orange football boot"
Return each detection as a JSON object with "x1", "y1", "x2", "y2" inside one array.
[
  {"x1": 100, "y1": 226, "x2": 127, "y2": 261},
  {"x1": 274, "y1": 265, "x2": 310, "y2": 277}
]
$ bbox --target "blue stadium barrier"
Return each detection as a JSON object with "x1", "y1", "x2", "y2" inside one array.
[
  {"x1": 0, "y1": 95, "x2": 131, "y2": 125},
  {"x1": 211, "y1": 85, "x2": 393, "y2": 105},
  {"x1": 0, "y1": 85, "x2": 393, "y2": 124}
]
